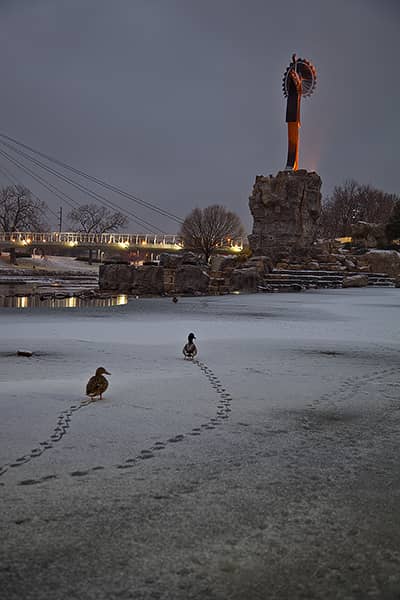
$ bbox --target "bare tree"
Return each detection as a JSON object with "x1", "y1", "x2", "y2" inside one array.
[
  {"x1": 68, "y1": 203, "x2": 129, "y2": 264},
  {"x1": 319, "y1": 180, "x2": 398, "y2": 238},
  {"x1": 0, "y1": 185, "x2": 48, "y2": 232},
  {"x1": 179, "y1": 205, "x2": 245, "y2": 262},
  {"x1": 0, "y1": 185, "x2": 48, "y2": 264},
  {"x1": 68, "y1": 204, "x2": 128, "y2": 233},
  {"x1": 386, "y1": 201, "x2": 400, "y2": 243}
]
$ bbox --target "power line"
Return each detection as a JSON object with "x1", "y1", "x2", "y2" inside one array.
[
  {"x1": 0, "y1": 163, "x2": 17, "y2": 186},
  {"x1": 0, "y1": 132, "x2": 183, "y2": 224},
  {"x1": 0, "y1": 141, "x2": 167, "y2": 233},
  {"x1": 1, "y1": 146, "x2": 162, "y2": 232},
  {"x1": 0, "y1": 156, "x2": 59, "y2": 220},
  {"x1": 0, "y1": 147, "x2": 79, "y2": 212}
]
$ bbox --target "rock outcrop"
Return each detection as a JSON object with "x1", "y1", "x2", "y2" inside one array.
[
  {"x1": 230, "y1": 267, "x2": 259, "y2": 291},
  {"x1": 131, "y1": 266, "x2": 164, "y2": 295},
  {"x1": 159, "y1": 251, "x2": 203, "y2": 268},
  {"x1": 99, "y1": 264, "x2": 133, "y2": 292},
  {"x1": 248, "y1": 170, "x2": 322, "y2": 260},
  {"x1": 342, "y1": 274, "x2": 369, "y2": 288},
  {"x1": 174, "y1": 265, "x2": 210, "y2": 294},
  {"x1": 99, "y1": 246, "x2": 399, "y2": 296},
  {"x1": 350, "y1": 222, "x2": 389, "y2": 249},
  {"x1": 356, "y1": 250, "x2": 400, "y2": 277},
  {"x1": 99, "y1": 264, "x2": 164, "y2": 295}
]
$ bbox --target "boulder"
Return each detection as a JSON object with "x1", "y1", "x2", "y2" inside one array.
[
  {"x1": 342, "y1": 274, "x2": 369, "y2": 288},
  {"x1": 344, "y1": 259, "x2": 356, "y2": 270},
  {"x1": 351, "y1": 221, "x2": 388, "y2": 249},
  {"x1": 307, "y1": 261, "x2": 320, "y2": 270},
  {"x1": 230, "y1": 267, "x2": 259, "y2": 291},
  {"x1": 99, "y1": 264, "x2": 134, "y2": 291},
  {"x1": 159, "y1": 251, "x2": 205, "y2": 268},
  {"x1": 311, "y1": 239, "x2": 335, "y2": 255},
  {"x1": 158, "y1": 253, "x2": 181, "y2": 268},
  {"x1": 315, "y1": 254, "x2": 332, "y2": 264},
  {"x1": 357, "y1": 250, "x2": 400, "y2": 277},
  {"x1": 99, "y1": 264, "x2": 164, "y2": 294},
  {"x1": 174, "y1": 265, "x2": 210, "y2": 294},
  {"x1": 131, "y1": 266, "x2": 165, "y2": 295},
  {"x1": 246, "y1": 255, "x2": 273, "y2": 274},
  {"x1": 211, "y1": 255, "x2": 239, "y2": 272},
  {"x1": 181, "y1": 252, "x2": 205, "y2": 265}
]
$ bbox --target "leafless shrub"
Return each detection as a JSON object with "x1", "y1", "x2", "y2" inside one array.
[{"x1": 179, "y1": 205, "x2": 245, "y2": 262}]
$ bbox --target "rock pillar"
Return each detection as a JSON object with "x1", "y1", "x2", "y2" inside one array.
[{"x1": 248, "y1": 170, "x2": 322, "y2": 260}]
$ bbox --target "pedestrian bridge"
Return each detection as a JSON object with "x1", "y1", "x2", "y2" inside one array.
[{"x1": 0, "y1": 232, "x2": 243, "y2": 253}]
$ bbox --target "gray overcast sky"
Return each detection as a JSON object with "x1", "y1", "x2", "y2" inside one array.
[{"x1": 0, "y1": 0, "x2": 398, "y2": 232}]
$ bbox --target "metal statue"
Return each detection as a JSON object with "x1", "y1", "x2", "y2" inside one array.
[{"x1": 282, "y1": 54, "x2": 317, "y2": 170}]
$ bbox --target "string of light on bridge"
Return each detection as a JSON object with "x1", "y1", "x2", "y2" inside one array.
[{"x1": 0, "y1": 231, "x2": 243, "y2": 253}]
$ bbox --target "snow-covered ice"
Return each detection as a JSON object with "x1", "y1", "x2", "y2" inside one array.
[
  {"x1": 1, "y1": 288, "x2": 400, "y2": 599},
  {"x1": 0, "y1": 253, "x2": 100, "y2": 273}
]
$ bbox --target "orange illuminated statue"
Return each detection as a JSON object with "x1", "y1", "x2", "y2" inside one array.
[{"x1": 282, "y1": 54, "x2": 317, "y2": 171}]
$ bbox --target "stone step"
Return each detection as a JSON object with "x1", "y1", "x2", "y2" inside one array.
[
  {"x1": 272, "y1": 269, "x2": 390, "y2": 278},
  {"x1": 264, "y1": 269, "x2": 396, "y2": 289},
  {"x1": 266, "y1": 275, "x2": 343, "y2": 282},
  {"x1": 265, "y1": 277, "x2": 394, "y2": 285}
]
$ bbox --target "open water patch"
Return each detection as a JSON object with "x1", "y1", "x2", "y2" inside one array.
[{"x1": 0, "y1": 293, "x2": 128, "y2": 309}]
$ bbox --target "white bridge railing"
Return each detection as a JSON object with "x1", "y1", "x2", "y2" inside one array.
[
  {"x1": 0, "y1": 231, "x2": 243, "y2": 250},
  {"x1": 0, "y1": 231, "x2": 182, "y2": 247}
]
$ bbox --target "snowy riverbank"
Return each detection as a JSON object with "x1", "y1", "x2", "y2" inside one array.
[
  {"x1": 0, "y1": 254, "x2": 100, "y2": 274},
  {"x1": 1, "y1": 289, "x2": 400, "y2": 599},
  {"x1": 0, "y1": 255, "x2": 99, "y2": 300}
]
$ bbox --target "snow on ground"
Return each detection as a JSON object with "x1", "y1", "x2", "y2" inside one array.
[
  {"x1": 0, "y1": 253, "x2": 99, "y2": 273},
  {"x1": 1, "y1": 289, "x2": 400, "y2": 599}
]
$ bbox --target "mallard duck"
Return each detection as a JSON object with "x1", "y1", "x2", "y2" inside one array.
[
  {"x1": 86, "y1": 367, "x2": 111, "y2": 400},
  {"x1": 183, "y1": 333, "x2": 197, "y2": 359}
]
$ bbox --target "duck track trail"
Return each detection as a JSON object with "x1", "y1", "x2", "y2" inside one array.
[
  {"x1": 0, "y1": 399, "x2": 94, "y2": 479},
  {"x1": 0, "y1": 359, "x2": 234, "y2": 485},
  {"x1": 114, "y1": 359, "x2": 233, "y2": 471},
  {"x1": 6, "y1": 357, "x2": 397, "y2": 486},
  {"x1": 302, "y1": 364, "x2": 399, "y2": 432}
]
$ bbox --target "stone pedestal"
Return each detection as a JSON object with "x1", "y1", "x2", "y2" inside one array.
[{"x1": 248, "y1": 170, "x2": 322, "y2": 260}]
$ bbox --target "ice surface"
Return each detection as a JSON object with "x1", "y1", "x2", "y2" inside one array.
[
  {"x1": 1, "y1": 289, "x2": 400, "y2": 599},
  {"x1": 1, "y1": 288, "x2": 399, "y2": 479}
]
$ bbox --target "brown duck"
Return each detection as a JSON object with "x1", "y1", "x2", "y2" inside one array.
[{"x1": 86, "y1": 367, "x2": 111, "y2": 400}]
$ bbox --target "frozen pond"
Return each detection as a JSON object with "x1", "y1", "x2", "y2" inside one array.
[
  {"x1": 1, "y1": 288, "x2": 400, "y2": 599},
  {"x1": 1, "y1": 286, "x2": 399, "y2": 487}
]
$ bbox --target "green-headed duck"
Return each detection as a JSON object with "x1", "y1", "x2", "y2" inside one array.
[{"x1": 183, "y1": 333, "x2": 197, "y2": 359}]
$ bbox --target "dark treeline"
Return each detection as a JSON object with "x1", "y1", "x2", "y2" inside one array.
[{"x1": 319, "y1": 180, "x2": 400, "y2": 239}]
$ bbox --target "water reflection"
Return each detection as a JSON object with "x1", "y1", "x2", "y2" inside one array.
[
  {"x1": 0, "y1": 293, "x2": 129, "y2": 309},
  {"x1": 65, "y1": 296, "x2": 77, "y2": 308},
  {"x1": 16, "y1": 296, "x2": 28, "y2": 308}
]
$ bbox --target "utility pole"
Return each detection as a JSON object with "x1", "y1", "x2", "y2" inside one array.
[{"x1": 58, "y1": 206, "x2": 63, "y2": 233}]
